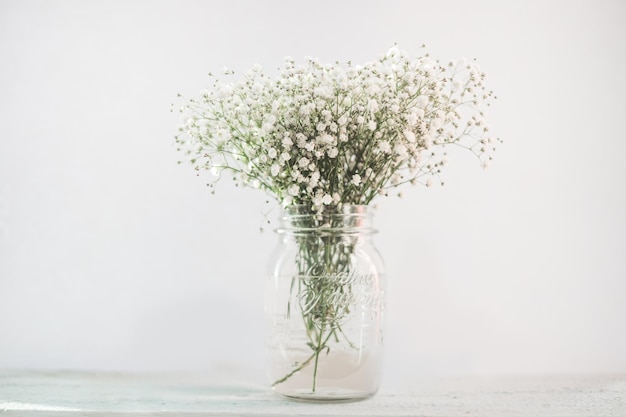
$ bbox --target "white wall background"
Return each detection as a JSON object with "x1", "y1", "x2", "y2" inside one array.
[{"x1": 1, "y1": 0, "x2": 625, "y2": 386}]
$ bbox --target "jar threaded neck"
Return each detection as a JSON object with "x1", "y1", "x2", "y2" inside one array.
[{"x1": 277, "y1": 205, "x2": 377, "y2": 235}]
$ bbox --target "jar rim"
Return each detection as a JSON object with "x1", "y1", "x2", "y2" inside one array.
[{"x1": 277, "y1": 204, "x2": 377, "y2": 235}]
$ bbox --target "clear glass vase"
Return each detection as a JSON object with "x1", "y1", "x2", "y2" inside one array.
[{"x1": 265, "y1": 205, "x2": 385, "y2": 401}]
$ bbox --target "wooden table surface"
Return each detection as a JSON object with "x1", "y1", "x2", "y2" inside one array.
[{"x1": 1, "y1": 370, "x2": 624, "y2": 416}]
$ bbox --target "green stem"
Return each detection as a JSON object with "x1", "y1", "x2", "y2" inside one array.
[
  {"x1": 275, "y1": 216, "x2": 357, "y2": 393},
  {"x1": 312, "y1": 323, "x2": 325, "y2": 392},
  {"x1": 272, "y1": 352, "x2": 316, "y2": 387}
]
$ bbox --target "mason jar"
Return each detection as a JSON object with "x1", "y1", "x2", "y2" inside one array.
[{"x1": 265, "y1": 204, "x2": 385, "y2": 401}]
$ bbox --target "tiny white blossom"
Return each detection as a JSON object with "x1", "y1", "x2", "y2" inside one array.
[
  {"x1": 288, "y1": 185, "x2": 300, "y2": 196},
  {"x1": 298, "y1": 157, "x2": 310, "y2": 168},
  {"x1": 378, "y1": 141, "x2": 391, "y2": 153},
  {"x1": 318, "y1": 133, "x2": 334, "y2": 145},
  {"x1": 395, "y1": 144, "x2": 408, "y2": 158},
  {"x1": 367, "y1": 99, "x2": 379, "y2": 112},
  {"x1": 218, "y1": 84, "x2": 233, "y2": 98},
  {"x1": 299, "y1": 105, "x2": 312, "y2": 116},
  {"x1": 351, "y1": 174, "x2": 361, "y2": 186},
  {"x1": 416, "y1": 95, "x2": 429, "y2": 108},
  {"x1": 314, "y1": 86, "x2": 331, "y2": 98},
  {"x1": 403, "y1": 130, "x2": 416, "y2": 143},
  {"x1": 309, "y1": 171, "x2": 320, "y2": 187}
]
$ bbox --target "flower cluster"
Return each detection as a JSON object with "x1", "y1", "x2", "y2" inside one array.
[{"x1": 176, "y1": 45, "x2": 498, "y2": 209}]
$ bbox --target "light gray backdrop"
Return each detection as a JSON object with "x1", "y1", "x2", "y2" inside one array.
[{"x1": 1, "y1": 0, "x2": 625, "y2": 386}]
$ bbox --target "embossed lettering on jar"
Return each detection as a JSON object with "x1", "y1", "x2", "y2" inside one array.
[{"x1": 266, "y1": 205, "x2": 385, "y2": 401}]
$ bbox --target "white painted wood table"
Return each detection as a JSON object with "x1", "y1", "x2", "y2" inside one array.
[{"x1": 1, "y1": 371, "x2": 624, "y2": 416}]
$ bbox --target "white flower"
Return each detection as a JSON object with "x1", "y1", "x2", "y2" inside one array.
[
  {"x1": 423, "y1": 134, "x2": 433, "y2": 148},
  {"x1": 288, "y1": 185, "x2": 300, "y2": 196},
  {"x1": 365, "y1": 82, "x2": 380, "y2": 95},
  {"x1": 403, "y1": 71, "x2": 416, "y2": 82},
  {"x1": 367, "y1": 99, "x2": 379, "y2": 112},
  {"x1": 351, "y1": 174, "x2": 361, "y2": 186},
  {"x1": 281, "y1": 136, "x2": 293, "y2": 149},
  {"x1": 280, "y1": 152, "x2": 291, "y2": 162},
  {"x1": 218, "y1": 84, "x2": 233, "y2": 98},
  {"x1": 378, "y1": 141, "x2": 391, "y2": 153},
  {"x1": 322, "y1": 194, "x2": 333, "y2": 205},
  {"x1": 216, "y1": 128, "x2": 231, "y2": 142},
  {"x1": 314, "y1": 86, "x2": 331, "y2": 98},
  {"x1": 318, "y1": 133, "x2": 334, "y2": 145},
  {"x1": 299, "y1": 105, "x2": 312, "y2": 116},
  {"x1": 416, "y1": 95, "x2": 429, "y2": 108},
  {"x1": 309, "y1": 171, "x2": 320, "y2": 187},
  {"x1": 367, "y1": 120, "x2": 377, "y2": 131},
  {"x1": 403, "y1": 130, "x2": 416, "y2": 143},
  {"x1": 267, "y1": 148, "x2": 278, "y2": 159},
  {"x1": 271, "y1": 164, "x2": 280, "y2": 176},
  {"x1": 298, "y1": 157, "x2": 310, "y2": 168},
  {"x1": 395, "y1": 144, "x2": 408, "y2": 158}
]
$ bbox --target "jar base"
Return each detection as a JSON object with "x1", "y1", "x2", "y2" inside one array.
[{"x1": 274, "y1": 387, "x2": 377, "y2": 403}]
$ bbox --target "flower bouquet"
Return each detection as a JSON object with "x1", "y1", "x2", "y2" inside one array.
[{"x1": 175, "y1": 45, "x2": 498, "y2": 400}]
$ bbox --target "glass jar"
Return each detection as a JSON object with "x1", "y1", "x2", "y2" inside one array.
[{"x1": 265, "y1": 205, "x2": 385, "y2": 401}]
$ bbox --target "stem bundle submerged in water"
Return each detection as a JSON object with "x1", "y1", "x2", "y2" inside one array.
[{"x1": 273, "y1": 209, "x2": 359, "y2": 392}]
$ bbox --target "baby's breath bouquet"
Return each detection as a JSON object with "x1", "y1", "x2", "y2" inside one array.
[
  {"x1": 175, "y1": 45, "x2": 498, "y2": 398},
  {"x1": 176, "y1": 45, "x2": 498, "y2": 207}
]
